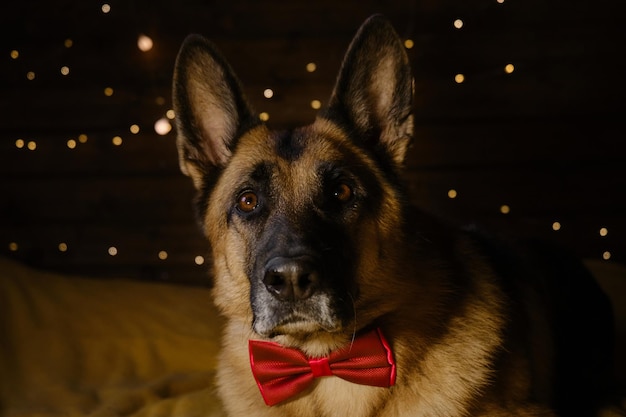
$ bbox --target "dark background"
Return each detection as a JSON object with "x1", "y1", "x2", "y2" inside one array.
[{"x1": 1, "y1": 0, "x2": 624, "y2": 285}]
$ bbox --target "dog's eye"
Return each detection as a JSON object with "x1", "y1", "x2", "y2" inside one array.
[
  {"x1": 237, "y1": 191, "x2": 258, "y2": 213},
  {"x1": 333, "y1": 183, "x2": 353, "y2": 203}
]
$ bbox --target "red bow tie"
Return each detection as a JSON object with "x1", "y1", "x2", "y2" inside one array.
[{"x1": 248, "y1": 327, "x2": 396, "y2": 406}]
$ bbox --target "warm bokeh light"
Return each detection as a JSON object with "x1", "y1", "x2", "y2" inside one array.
[
  {"x1": 166, "y1": 109, "x2": 175, "y2": 119},
  {"x1": 195, "y1": 255, "x2": 205, "y2": 265},
  {"x1": 158, "y1": 250, "x2": 168, "y2": 260},
  {"x1": 26, "y1": 71, "x2": 36, "y2": 80},
  {"x1": 137, "y1": 34, "x2": 153, "y2": 52},
  {"x1": 108, "y1": 246, "x2": 118, "y2": 256},
  {"x1": 455, "y1": 73, "x2": 465, "y2": 83},
  {"x1": 27, "y1": 141, "x2": 37, "y2": 150},
  {"x1": 552, "y1": 221, "x2": 561, "y2": 231},
  {"x1": 259, "y1": 112, "x2": 270, "y2": 121},
  {"x1": 58, "y1": 242, "x2": 68, "y2": 252},
  {"x1": 78, "y1": 134, "x2": 88, "y2": 143},
  {"x1": 500, "y1": 204, "x2": 510, "y2": 214},
  {"x1": 104, "y1": 87, "x2": 114, "y2": 96},
  {"x1": 603, "y1": 251, "x2": 611, "y2": 260},
  {"x1": 447, "y1": 189, "x2": 458, "y2": 199},
  {"x1": 64, "y1": 39, "x2": 73, "y2": 48},
  {"x1": 9, "y1": 242, "x2": 19, "y2": 251},
  {"x1": 154, "y1": 118, "x2": 172, "y2": 135},
  {"x1": 504, "y1": 64, "x2": 515, "y2": 74},
  {"x1": 10, "y1": 50, "x2": 19, "y2": 59},
  {"x1": 67, "y1": 139, "x2": 77, "y2": 149},
  {"x1": 454, "y1": 19, "x2": 464, "y2": 29},
  {"x1": 600, "y1": 227, "x2": 608, "y2": 237},
  {"x1": 306, "y1": 62, "x2": 317, "y2": 72},
  {"x1": 101, "y1": 3, "x2": 111, "y2": 13},
  {"x1": 310, "y1": 100, "x2": 322, "y2": 109},
  {"x1": 112, "y1": 136, "x2": 123, "y2": 146},
  {"x1": 130, "y1": 124, "x2": 140, "y2": 134},
  {"x1": 263, "y1": 88, "x2": 274, "y2": 99},
  {"x1": 61, "y1": 66, "x2": 70, "y2": 76},
  {"x1": 404, "y1": 39, "x2": 414, "y2": 49},
  {"x1": 15, "y1": 139, "x2": 25, "y2": 149}
]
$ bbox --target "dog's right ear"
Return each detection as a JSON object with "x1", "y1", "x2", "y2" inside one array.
[{"x1": 173, "y1": 35, "x2": 258, "y2": 189}]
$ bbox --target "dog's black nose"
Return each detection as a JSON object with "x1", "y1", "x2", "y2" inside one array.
[{"x1": 263, "y1": 257, "x2": 320, "y2": 301}]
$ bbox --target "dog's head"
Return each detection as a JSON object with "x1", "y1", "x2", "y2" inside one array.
[{"x1": 173, "y1": 15, "x2": 414, "y2": 354}]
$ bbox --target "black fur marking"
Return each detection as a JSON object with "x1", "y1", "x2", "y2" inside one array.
[{"x1": 274, "y1": 130, "x2": 305, "y2": 162}]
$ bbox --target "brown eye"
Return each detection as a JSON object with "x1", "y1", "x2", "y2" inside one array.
[
  {"x1": 237, "y1": 191, "x2": 258, "y2": 213},
  {"x1": 333, "y1": 183, "x2": 353, "y2": 203}
]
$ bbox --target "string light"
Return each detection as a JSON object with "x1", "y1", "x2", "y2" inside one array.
[
  {"x1": 447, "y1": 189, "x2": 458, "y2": 199},
  {"x1": 10, "y1": 50, "x2": 19, "y2": 59},
  {"x1": 130, "y1": 124, "x2": 140, "y2": 134},
  {"x1": 27, "y1": 141, "x2": 37, "y2": 150},
  {"x1": 306, "y1": 62, "x2": 317, "y2": 72},
  {"x1": 259, "y1": 112, "x2": 270, "y2": 121},
  {"x1": 194, "y1": 255, "x2": 205, "y2": 265},
  {"x1": 552, "y1": 221, "x2": 561, "y2": 231},
  {"x1": 310, "y1": 100, "x2": 322, "y2": 109},
  {"x1": 504, "y1": 63, "x2": 515, "y2": 74},
  {"x1": 8, "y1": 242, "x2": 18, "y2": 252},
  {"x1": 112, "y1": 136, "x2": 123, "y2": 146},
  {"x1": 104, "y1": 87, "x2": 114, "y2": 96},
  {"x1": 500, "y1": 204, "x2": 510, "y2": 214},
  {"x1": 263, "y1": 88, "x2": 274, "y2": 99},
  {"x1": 404, "y1": 39, "x2": 414, "y2": 49},
  {"x1": 154, "y1": 118, "x2": 172, "y2": 135},
  {"x1": 454, "y1": 73, "x2": 465, "y2": 84},
  {"x1": 67, "y1": 139, "x2": 77, "y2": 149},
  {"x1": 78, "y1": 134, "x2": 88, "y2": 143},
  {"x1": 600, "y1": 227, "x2": 608, "y2": 237},
  {"x1": 58, "y1": 242, "x2": 68, "y2": 252},
  {"x1": 61, "y1": 66, "x2": 70, "y2": 76},
  {"x1": 108, "y1": 246, "x2": 118, "y2": 256},
  {"x1": 603, "y1": 251, "x2": 611, "y2": 260},
  {"x1": 166, "y1": 109, "x2": 175, "y2": 119},
  {"x1": 158, "y1": 250, "x2": 168, "y2": 260},
  {"x1": 64, "y1": 39, "x2": 73, "y2": 48},
  {"x1": 26, "y1": 71, "x2": 36, "y2": 80},
  {"x1": 15, "y1": 139, "x2": 25, "y2": 149},
  {"x1": 453, "y1": 19, "x2": 464, "y2": 29},
  {"x1": 101, "y1": 3, "x2": 111, "y2": 13},
  {"x1": 137, "y1": 34, "x2": 153, "y2": 52}
]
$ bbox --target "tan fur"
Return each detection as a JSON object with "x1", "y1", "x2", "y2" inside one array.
[{"x1": 173, "y1": 14, "x2": 616, "y2": 417}]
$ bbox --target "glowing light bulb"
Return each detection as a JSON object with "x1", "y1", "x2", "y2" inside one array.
[
  {"x1": 195, "y1": 255, "x2": 205, "y2": 265},
  {"x1": 108, "y1": 246, "x2": 118, "y2": 256},
  {"x1": 455, "y1": 73, "x2": 465, "y2": 84},
  {"x1": 27, "y1": 141, "x2": 37, "y2": 150},
  {"x1": 600, "y1": 227, "x2": 608, "y2": 237},
  {"x1": 504, "y1": 64, "x2": 515, "y2": 74},
  {"x1": 602, "y1": 251, "x2": 611, "y2": 260},
  {"x1": 26, "y1": 71, "x2": 36, "y2": 80},
  {"x1": 158, "y1": 250, "x2": 168, "y2": 260},
  {"x1": 104, "y1": 87, "x2": 114, "y2": 96},
  {"x1": 166, "y1": 109, "x2": 175, "y2": 119},
  {"x1": 130, "y1": 124, "x2": 140, "y2": 134},
  {"x1": 58, "y1": 242, "x2": 68, "y2": 252},
  {"x1": 259, "y1": 112, "x2": 270, "y2": 121},
  {"x1": 10, "y1": 50, "x2": 19, "y2": 59},
  {"x1": 112, "y1": 136, "x2": 123, "y2": 146},
  {"x1": 61, "y1": 66, "x2": 70, "y2": 76},
  {"x1": 102, "y1": 3, "x2": 111, "y2": 13},
  {"x1": 447, "y1": 189, "x2": 457, "y2": 199},
  {"x1": 15, "y1": 139, "x2": 25, "y2": 149},
  {"x1": 404, "y1": 39, "x2": 414, "y2": 49},
  {"x1": 310, "y1": 100, "x2": 322, "y2": 110},
  {"x1": 306, "y1": 62, "x2": 317, "y2": 72},
  {"x1": 137, "y1": 34, "x2": 153, "y2": 52},
  {"x1": 552, "y1": 221, "x2": 561, "y2": 231},
  {"x1": 500, "y1": 204, "x2": 510, "y2": 214},
  {"x1": 263, "y1": 88, "x2": 274, "y2": 99},
  {"x1": 67, "y1": 139, "x2": 77, "y2": 149},
  {"x1": 454, "y1": 19, "x2": 464, "y2": 29}
]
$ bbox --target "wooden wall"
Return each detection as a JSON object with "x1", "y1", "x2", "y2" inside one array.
[{"x1": 1, "y1": 0, "x2": 624, "y2": 285}]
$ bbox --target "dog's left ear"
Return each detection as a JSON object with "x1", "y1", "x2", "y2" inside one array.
[
  {"x1": 320, "y1": 15, "x2": 414, "y2": 167},
  {"x1": 172, "y1": 35, "x2": 258, "y2": 189}
]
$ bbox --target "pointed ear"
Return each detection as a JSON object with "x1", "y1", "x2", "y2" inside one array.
[
  {"x1": 320, "y1": 15, "x2": 414, "y2": 167},
  {"x1": 172, "y1": 35, "x2": 258, "y2": 189}
]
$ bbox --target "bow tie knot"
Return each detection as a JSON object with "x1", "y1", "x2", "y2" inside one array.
[{"x1": 249, "y1": 328, "x2": 396, "y2": 406}]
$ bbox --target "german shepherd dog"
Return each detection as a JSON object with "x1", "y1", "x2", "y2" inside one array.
[{"x1": 173, "y1": 15, "x2": 618, "y2": 417}]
